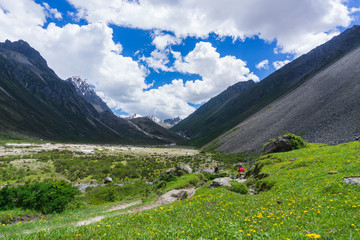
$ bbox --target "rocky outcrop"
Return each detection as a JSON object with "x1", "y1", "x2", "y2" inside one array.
[
  {"x1": 173, "y1": 165, "x2": 193, "y2": 176},
  {"x1": 263, "y1": 136, "x2": 295, "y2": 154},
  {"x1": 209, "y1": 177, "x2": 232, "y2": 188},
  {"x1": 156, "y1": 188, "x2": 196, "y2": 204}
]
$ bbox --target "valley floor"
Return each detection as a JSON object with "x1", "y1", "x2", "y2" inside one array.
[{"x1": 1, "y1": 141, "x2": 360, "y2": 239}]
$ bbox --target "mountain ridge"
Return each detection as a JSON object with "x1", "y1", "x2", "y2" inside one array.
[
  {"x1": 0, "y1": 39, "x2": 182, "y2": 144},
  {"x1": 214, "y1": 43, "x2": 360, "y2": 152},
  {"x1": 173, "y1": 25, "x2": 360, "y2": 147}
]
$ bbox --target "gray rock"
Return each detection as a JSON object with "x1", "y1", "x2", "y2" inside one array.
[
  {"x1": 209, "y1": 177, "x2": 232, "y2": 188},
  {"x1": 344, "y1": 177, "x2": 360, "y2": 185},
  {"x1": 196, "y1": 169, "x2": 214, "y2": 174},
  {"x1": 263, "y1": 136, "x2": 294, "y2": 154},
  {"x1": 235, "y1": 179, "x2": 247, "y2": 183},
  {"x1": 157, "y1": 189, "x2": 192, "y2": 204},
  {"x1": 165, "y1": 168, "x2": 176, "y2": 174},
  {"x1": 176, "y1": 165, "x2": 193, "y2": 174},
  {"x1": 104, "y1": 177, "x2": 113, "y2": 183}
]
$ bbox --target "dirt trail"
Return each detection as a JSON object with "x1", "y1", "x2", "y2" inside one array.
[
  {"x1": 76, "y1": 199, "x2": 143, "y2": 226},
  {"x1": 75, "y1": 188, "x2": 195, "y2": 227}
]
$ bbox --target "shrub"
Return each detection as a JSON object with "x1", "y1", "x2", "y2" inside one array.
[
  {"x1": 163, "y1": 174, "x2": 202, "y2": 193},
  {"x1": 0, "y1": 181, "x2": 78, "y2": 214},
  {"x1": 85, "y1": 181, "x2": 152, "y2": 205},
  {"x1": 227, "y1": 181, "x2": 249, "y2": 194},
  {"x1": 153, "y1": 173, "x2": 176, "y2": 190},
  {"x1": 202, "y1": 172, "x2": 227, "y2": 181},
  {"x1": 283, "y1": 133, "x2": 306, "y2": 150},
  {"x1": 159, "y1": 173, "x2": 176, "y2": 182},
  {"x1": 255, "y1": 179, "x2": 275, "y2": 192}
]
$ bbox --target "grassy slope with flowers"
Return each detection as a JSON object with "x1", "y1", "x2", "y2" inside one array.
[{"x1": 2, "y1": 142, "x2": 360, "y2": 239}]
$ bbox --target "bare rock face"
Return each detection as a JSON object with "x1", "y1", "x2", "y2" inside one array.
[{"x1": 209, "y1": 177, "x2": 232, "y2": 188}]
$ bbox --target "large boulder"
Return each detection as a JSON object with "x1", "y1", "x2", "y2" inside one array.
[
  {"x1": 165, "y1": 168, "x2": 176, "y2": 174},
  {"x1": 209, "y1": 177, "x2": 232, "y2": 188},
  {"x1": 263, "y1": 134, "x2": 305, "y2": 154},
  {"x1": 104, "y1": 177, "x2": 113, "y2": 183},
  {"x1": 175, "y1": 165, "x2": 193, "y2": 176},
  {"x1": 157, "y1": 189, "x2": 190, "y2": 204}
]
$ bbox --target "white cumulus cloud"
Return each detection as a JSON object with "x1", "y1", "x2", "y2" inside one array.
[
  {"x1": 105, "y1": 41, "x2": 258, "y2": 119},
  {"x1": 0, "y1": 0, "x2": 359, "y2": 119},
  {"x1": 273, "y1": 60, "x2": 291, "y2": 70},
  {"x1": 256, "y1": 59, "x2": 269, "y2": 70},
  {"x1": 42, "y1": 2, "x2": 62, "y2": 20},
  {"x1": 67, "y1": 0, "x2": 356, "y2": 55}
]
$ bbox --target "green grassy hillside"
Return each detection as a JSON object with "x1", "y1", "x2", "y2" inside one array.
[{"x1": 2, "y1": 141, "x2": 359, "y2": 239}]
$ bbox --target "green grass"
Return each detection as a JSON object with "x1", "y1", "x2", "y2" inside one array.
[
  {"x1": 162, "y1": 173, "x2": 203, "y2": 193},
  {"x1": 1, "y1": 142, "x2": 360, "y2": 239},
  {"x1": 0, "y1": 149, "x2": 210, "y2": 185}
]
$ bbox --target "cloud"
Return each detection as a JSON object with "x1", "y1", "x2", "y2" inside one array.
[
  {"x1": 68, "y1": 0, "x2": 356, "y2": 55},
  {"x1": 172, "y1": 42, "x2": 258, "y2": 104},
  {"x1": 273, "y1": 60, "x2": 291, "y2": 70},
  {"x1": 256, "y1": 59, "x2": 269, "y2": 70},
  {"x1": 151, "y1": 31, "x2": 182, "y2": 51},
  {"x1": 141, "y1": 31, "x2": 182, "y2": 72},
  {"x1": 102, "y1": 41, "x2": 258, "y2": 119},
  {"x1": 0, "y1": 0, "x2": 358, "y2": 119},
  {"x1": 0, "y1": 0, "x2": 257, "y2": 119},
  {"x1": 42, "y1": 2, "x2": 62, "y2": 20}
]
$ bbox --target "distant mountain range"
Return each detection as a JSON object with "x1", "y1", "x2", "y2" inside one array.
[
  {"x1": 123, "y1": 114, "x2": 182, "y2": 128},
  {"x1": 173, "y1": 25, "x2": 360, "y2": 151},
  {"x1": 1, "y1": 25, "x2": 360, "y2": 150},
  {"x1": 0, "y1": 40, "x2": 183, "y2": 144}
]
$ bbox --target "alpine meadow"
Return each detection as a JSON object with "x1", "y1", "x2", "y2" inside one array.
[{"x1": 0, "y1": 1, "x2": 360, "y2": 239}]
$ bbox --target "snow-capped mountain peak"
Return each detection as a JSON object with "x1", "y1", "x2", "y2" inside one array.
[{"x1": 66, "y1": 76, "x2": 110, "y2": 113}]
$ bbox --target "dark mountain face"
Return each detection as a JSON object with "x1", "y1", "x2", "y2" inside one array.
[
  {"x1": 0, "y1": 40, "x2": 179, "y2": 144},
  {"x1": 216, "y1": 43, "x2": 360, "y2": 152},
  {"x1": 173, "y1": 25, "x2": 360, "y2": 147},
  {"x1": 66, "y1": 76, "x2": 111, "y2": 113},
  {"x1": 129, "y1": 117, "x2": 185, "y2": 143},
  {"x1": 163, "y1": 117, "x2": 182, "y2": 127},
  {"x1": 171, "y1": 80, "x2": 256, "y2": 144}
]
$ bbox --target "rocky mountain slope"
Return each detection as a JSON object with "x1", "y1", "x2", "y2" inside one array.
[
  {"x1": 129, "y1": 117, "x2": 184, "y2": 143},
  {"x1": 66, "y1": 76, "x2": 110, "y2": 113},
  {"x1": 171, "y1": 80, "x2": 256, "y2": 145},
  {"x1": 173, "y1": 25, "x2": 360, "y2": 147},
  {"x1": 0, "y1": 40, "x2": 182, "y2": 144},
  {"x1": 213, "y1": 28, "x2": 360, "y2": 152}
]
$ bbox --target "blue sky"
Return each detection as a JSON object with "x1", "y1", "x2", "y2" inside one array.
[{"x1": 0, "y1": 0, "x2": 359, "y2": 119}]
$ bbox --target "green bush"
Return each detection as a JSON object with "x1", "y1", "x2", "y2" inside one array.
[
  {"x1": 255, "y1": 179, "x2": 275, "y2": 192},
  {"x1": 0, "y1": 181, "x2": 78, "y2": 213},
  {"x1": 159, "y1": 173, "x2": 176, "y2": 182},
  {"x1": 153, "y1": 173, "x2": 177, "y2": 190},
  {"x1": 202, "y1": 172, "x2": 227, "y2": 180},
  {"x1": 85, "y1": 181, "x2": 152, "y2": 205},
  {"x1": 283, "y1": 133, "x2": 306, "y2": 150},
  {"x1": 163, "y1": 174, "x2": 202, "y2": 193},
  {"x1": 263, "y1": 133, "x2": 306, "y2": 152},
  {"x1": 227, "y1": 181, "x2": 249, "y2": 194}
]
